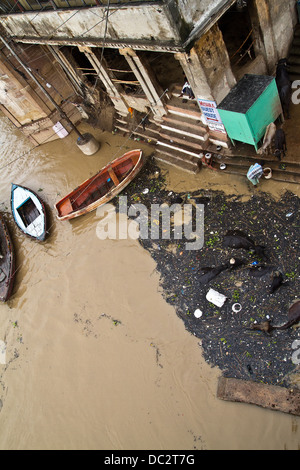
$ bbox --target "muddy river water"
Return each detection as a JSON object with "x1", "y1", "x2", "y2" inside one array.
[{"x1": 0, "y1": 115, "x2": 299, "y2": 450}]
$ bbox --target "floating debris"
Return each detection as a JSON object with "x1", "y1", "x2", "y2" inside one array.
[
  {"x1": 232, "y1": 303, "x2": 242, "y2": 313},
  {"x1": 194, "y1": 309, "x2": 203, "y2": 318},
  {"x1": 119, "y1": 157, "x2": 300, "y2": 388},
  {"x1": 206, "y1": 288, "x2": 227, "y2": 307}
]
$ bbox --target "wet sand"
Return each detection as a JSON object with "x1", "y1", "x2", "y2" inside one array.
[{"x1": 0, "y1": 116, "x2": 299, "y2": 450}]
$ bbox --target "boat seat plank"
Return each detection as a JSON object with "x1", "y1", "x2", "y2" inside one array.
[
  {"x1": 108, "y1": 167, "x2": 120, "y2": 187},
  {"x1": 59, "y1": 198, "x2": 73, "y2": 215}
]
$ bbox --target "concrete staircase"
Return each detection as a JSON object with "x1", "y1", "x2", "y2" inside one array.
[
  {"x1": 113, "y1": 83, "x2": 300, "y2": 184},
  {"x1": 154, "y1": 97, "x2": 208, "y2": 173},
  {"x1": 154, "y1": 86, "x2": 230, "y2": 173},
  {"x1": 114, "y1": 86, "x2": 230, "y2": 174},
  {"x1": 288, "y1": 23, "x2": 300, "y2": 82}
]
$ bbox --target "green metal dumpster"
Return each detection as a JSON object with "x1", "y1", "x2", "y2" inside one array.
[{"x1": 217, "y1": 74, "x2": 282, "y2": 152}]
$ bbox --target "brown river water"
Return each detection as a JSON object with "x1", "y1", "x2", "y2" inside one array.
[{"x1": 0, "y1": 114, "x2": 299, "y2": 450}]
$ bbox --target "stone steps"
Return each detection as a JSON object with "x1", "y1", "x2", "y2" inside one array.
[
  {"x1": 214, "y1": 153, "x2": 300, "y2": 172},
  {"x1": 161, "y1": 113, "x2": 208, "y2": 136},
  {"x1": 154, "y1": 148, "x2": 200, "y2": 174},
  {"x1": 154, "y1": 92, "x2": 231, "y2": 172},
  {"x1": 113, "y1": 81, "x2": 300, "y2": 183},
  {"x1": 114, "y1": 116, "x2": 159, "y2": 144},
  {"x1": 166, "y1": 103, "x2": 203, "y2": 121},
  {"x1": 156, "y1": 136, "x2": 203, "y2": 158},
  {"x1": 213, "y1": 151, "x2": 300, "y2": 183}
]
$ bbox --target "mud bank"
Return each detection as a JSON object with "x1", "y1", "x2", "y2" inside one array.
[{"x1": 119, "y1": 157, "x2": 300, "y2": 388}]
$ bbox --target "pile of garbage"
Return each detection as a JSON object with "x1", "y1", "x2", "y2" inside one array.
[{"x1": 120, "y1": 157, "x2": 300, "y2": 387}]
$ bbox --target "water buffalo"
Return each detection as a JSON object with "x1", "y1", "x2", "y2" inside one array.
[
  {"x1": 276, "y1": 59, "x2": 291, "y2": 119},
  {"x1": 251, "y1": 299, "x2": 300, "y2": 333},
  {"x1": 274, "y1": 128, "x2": 287, "y2": 160},
  {"x1": 223, "y1": 230, "x2": 266, "y2": 260},
  {"x1": 248, "y1": 265, "x2": 274, "y2": 277},
  {"x1": 269, "y1": 271, "x2": 289, "y2": 294},
  {"x1": 198, "y1": 264, "x2": 228, "y2": 285}
]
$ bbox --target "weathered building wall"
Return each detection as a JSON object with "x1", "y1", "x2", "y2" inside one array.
[
  {"x1": 0, "y1": 1, "x2": 238, "y2": 51},
  {"x1": 268, "y1": 0, "x2": 298, "y2": 61},
  {"x1": 175, "y1": 0, "x2": 236, "y2": 42},
  {"x1": 0, "y1": 43, "x2": 82, "y2": 144},
  {"x1": 0, "y1": 0, "x2": 298, "y2": 147},
  {"x1": 0, "y1": 62, "x2": 48, "y2": 125},
  {"x1": 177, "y1": 0, "x2": 230, "y2": 24},
  {"x1": 0, "y1": 4, "x2": 182, "y2": 50},
  {"x1": 193, "y1": 23, "x2": 236, "y2": 104},
  {"x1": 251, "y1": 0, "x2": 297, "y2": 73}
]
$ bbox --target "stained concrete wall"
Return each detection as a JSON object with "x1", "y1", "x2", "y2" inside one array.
[
  {"x1": 251, "y1": 0, "x2": 297, "y2": 73},
  {"x1": 0, "y1": 68, "x2": 46, "y2": 125},
  {"x1": 0, "y1": 4, "x2": 182, "y2": 49},
  {"x1": 175, "y1": 0, "x2": 236, "y2": 39},
  {"x1": 192, "y1": 24, "x2": 236, "y2": 104},
  {"x1": 0, "y1": 1, "x2": 236, "y2": 51},
  {"x1": 269, "y1": 0, "x2": 298, "y2": 61}
]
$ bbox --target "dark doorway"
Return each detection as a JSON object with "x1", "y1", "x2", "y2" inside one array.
[
  {"x1": 67, "y1": 46, "x2": 98, "y2": 86},
  {"x1": 218, "y1": 2, "x2": 255, "y2": 77},
  {"x1": 139, "y1": 51, "x2": 185, "y2": 91}
]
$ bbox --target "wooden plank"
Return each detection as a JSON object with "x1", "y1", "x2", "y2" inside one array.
[
  {"x1": 108, "y1": 167, "x2": 120, "y2": 186},
  {"x1": 217, "y1": 376, "x2": 300, "y2": 416}
]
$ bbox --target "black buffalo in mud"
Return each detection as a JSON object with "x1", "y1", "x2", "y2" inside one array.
[
  {"x1": 248, "y1": 266, "x2": 288, "y2": 293},
  {"x1": 198, "y1": 258, "x2": 247, "y2": 285},
  {"x1": 251, "y1": 299, "x2": 300, "y2": 333},
  {"x1": 276, "y1": 59, "x2": 291, "y2": 119},
  {"x1": 248, "y1": 265, "x2": 274, "y2": 277},
  {"x1": 274, "y1": 128, "x2": 287, "y2": 161},
  {"x1": 270, "y1": 271, "x2": 289, "y2": 294},
  {"x1": 198, "y1": 265, "x2": 228, "y2": 285},
  {"x1": 223, "y1": 230, "x2": 266, "y2": 260}
]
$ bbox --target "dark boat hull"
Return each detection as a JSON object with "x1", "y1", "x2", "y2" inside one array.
[{"x1": 0, "y1": 214, "x2": 15, "y2": 302}]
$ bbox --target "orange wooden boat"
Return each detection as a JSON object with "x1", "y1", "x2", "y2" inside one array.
[{"x1": 55, "y1": 149, "x2": 145, "y2": 221}]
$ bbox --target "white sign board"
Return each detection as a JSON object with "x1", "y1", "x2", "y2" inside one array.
[{"x1": 197, "y1": 98, "x2": 226, "y2": 134}]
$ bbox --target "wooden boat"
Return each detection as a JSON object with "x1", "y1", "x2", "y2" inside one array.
[
  {"x1": 11, "y1": 184, "x2": 47, "y2": 241},
  {"x1": 55, "y1": 149, "x2": 145, "y2": 221},
  {"x1": 0, "y1": 213, "x2": 15, "y2": 302}
]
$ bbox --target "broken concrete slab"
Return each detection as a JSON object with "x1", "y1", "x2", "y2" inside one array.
[{"x1": 217, "y1": 376, "x2": 300, "y2": 416}]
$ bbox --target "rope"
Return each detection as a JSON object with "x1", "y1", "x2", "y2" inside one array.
[{"x1": 230, "y1": 29, "x2": 253, "y2": 60}]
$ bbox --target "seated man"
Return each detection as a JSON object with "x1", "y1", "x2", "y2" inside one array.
[
  {"x1": 180, "y1": 79, "x2": 195, "y2": 99},
  {"x1": 247, "y1": 163, "x2": 270, "y2": 186}
]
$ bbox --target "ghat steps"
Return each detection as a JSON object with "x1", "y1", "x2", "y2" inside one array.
[{"x1": 113, "y1": 85, "x2": 300, "y2": 184}]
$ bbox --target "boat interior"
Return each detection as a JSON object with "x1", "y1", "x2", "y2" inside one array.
[
  {"x1": 58, "y1": 155, "x2": 138, "y2": 216},
  {"x1": 16, "y1": 198, "x2": 41, "y2": 228}
]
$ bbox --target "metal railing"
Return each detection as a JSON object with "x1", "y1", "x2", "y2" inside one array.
[{"x1": 0, "y1": 0, "x2": 154, "y2": 13}]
